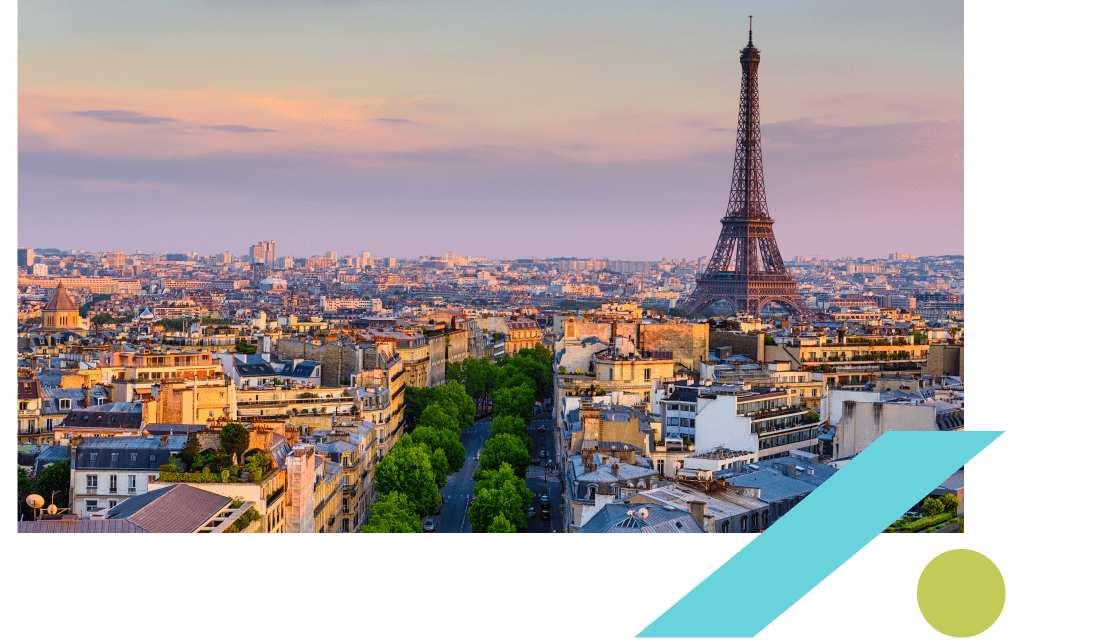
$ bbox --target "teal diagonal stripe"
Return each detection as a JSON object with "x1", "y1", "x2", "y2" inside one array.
[{"x1": 638, "y1": 430, "x2": 1002, "y2": 638}]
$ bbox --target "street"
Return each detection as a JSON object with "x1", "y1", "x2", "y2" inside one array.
[
  {"x1": 431, "y1": 409, "x2": 564, "y2": 533},
  {"x1": 523, "y1": 410, "x2": 564, "y2": 533}
]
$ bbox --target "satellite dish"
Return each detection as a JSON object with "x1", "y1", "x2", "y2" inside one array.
[
  {"x1": 47, "y1": 504, "x2": 58, "y2": 514},
  {"x1": 26, "y1": 494, "x2": 44, "y2": 509}
]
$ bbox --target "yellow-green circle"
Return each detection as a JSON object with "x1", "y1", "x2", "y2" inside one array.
[{"x1": 917, "y1": 549, "x2": 1005, "y2": 637}]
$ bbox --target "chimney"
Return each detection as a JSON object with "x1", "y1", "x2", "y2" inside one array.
[
  {"x1": 687, "y1": 500, "x2": 707, "y2": 529},
  {"x1": 160, "y1": 434, "x2": 169, "y2": 447},
  {"x1": 734, "y1": 460, "x2": 743, "y2": 473},
  {"x1": 785, "y1": 462, "x2": 797, "y2": 477},
  {"x1": 611, "y1": 463, "x2": 620, "y2": 477},
  {"x1": 84, "y1": 385, "x2": 91, "y2": 409}
]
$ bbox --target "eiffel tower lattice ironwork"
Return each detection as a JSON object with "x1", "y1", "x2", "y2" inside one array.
[{"x1": 683, "y1": 19, "x2": 811, "y2": 318}]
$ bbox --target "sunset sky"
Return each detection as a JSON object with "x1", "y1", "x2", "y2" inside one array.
[{"x1": 17, "y1": 0, "x2": 963, "y2": 260}]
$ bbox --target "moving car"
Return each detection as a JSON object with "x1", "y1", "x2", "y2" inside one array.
[
  {"x1": 423, "y1": 518, "x2": 434, "y2": 532},
  {"x1": 539, "y1": 494, "x2": 550, "y2": 507},
  {"x1": 540, "y1": 508, "x2": 552, "y2": 521},
  {"x1": 539, "y1": 450, "x2": 547, "y2": 459}
]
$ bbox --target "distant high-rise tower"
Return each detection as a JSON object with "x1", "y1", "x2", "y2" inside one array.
[
  {"x1": 17, "y1": 247, "x2": 35, "y2": 267},
  {"x1": 683, "y1": 19, "x2": 811, "y2": 317},
  {"x1": 250, "y1": 241, "x2": 275, "y2": 265}
]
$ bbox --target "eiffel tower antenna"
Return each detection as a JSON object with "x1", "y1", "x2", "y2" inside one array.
[{"x1": 682, "y1": 19, "x2": 811, "y2": 318}]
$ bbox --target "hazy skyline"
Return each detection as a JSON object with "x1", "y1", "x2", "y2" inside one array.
[{"x1": 18, "y1": 1, "x2": 963, "y2": 260}]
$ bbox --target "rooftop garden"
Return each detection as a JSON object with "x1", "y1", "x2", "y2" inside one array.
[
  {"x1": 883, "y1": 495, "x2": 960, "y2": 533},
  {"x1": 224, "y1": 504, "x2": 261, "y2": 533},
  {"x1": 162, "y1": 424, "x2": 276, "y2": 483}
]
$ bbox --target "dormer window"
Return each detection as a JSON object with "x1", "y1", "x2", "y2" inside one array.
[{"x1": 59, "y1": 398, "x2": 71, "y2": 410}]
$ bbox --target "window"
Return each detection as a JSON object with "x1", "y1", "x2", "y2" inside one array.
[
  {"x1": 59, "y1": 398, "x2": 71, "y2": 410},
  {"x1": 86, "y1": 475, "x2": 98, "y2": 491},
  {"x1": 722, "y1": 521, "x2": 730, "y2": 533},
  {"x1": 668, "y1": 417, "x2": 680, "y2": 427},
  {"x1": 588, "y1": 485, "x2": 596, "y2": 500},
  {"x1": 149, "y1": 454, "x2": 157, "y2": 465},
  {"x1": 130, "y1": 453, "x2": 138, "y2": 463},
  {"x1": 89, "y1": 453, "x2": 98, "y2": 464},
  {"x1": 342, "y1": 497, "x2": 349, "y2": 513},
  {"x1": 109, "y1": 475, "x2": 118, "y2": 494},
  {"x1": 644, "y1": 368, "x2": 651, "y2": 380},
  {"x1": 614, "y1": 485, "x2": 621, "y2": 499},
  {"x1": 86, "y1": 500, "x2": 98, "y2": 512},
  {"x1": 128, "y1": 475, "x2": 137, "y2": 494},
  {"x1": 45, "y1": 419, "x2": 55, "y2": 429},
  {"x1": 108, "y1": 500, "x2": 118, "y2": 509},
  {"x1": 741, "y1": 517, "x2": 747, "y2": 532},
  {"x1": 19, "y1": 402, "x2": 27, "y2": 411},
  {"x1": 111, "y1": 452, "x2": 118, "y2": 463}
]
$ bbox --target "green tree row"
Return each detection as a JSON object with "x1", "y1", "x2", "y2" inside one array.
[
  {"x1": 362, "y1": 381, "x2": 478, "y2": 532},
  {"x1": 403, "y1": 381, "x2": 476, "y2": 432}
]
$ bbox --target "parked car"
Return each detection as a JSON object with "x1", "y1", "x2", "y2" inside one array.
[
  {"x1": 423, "y1": 518, "x2": 435, "y2": 532},
  {"x1": 539, "y1": 494, "x2": 550, "y2": 507},
  {"x1": 526, "y1": 507, "x2": 536, "y2": 518},
  {"x1": 537, "y1": 426, "x2": 546, "y2": 432},
  {"x1": 539, "y1": 450, "x2": 547, "y2": 459},
  {"x1": 540, "y1": 508, "x2": 552, "y2": 521}
]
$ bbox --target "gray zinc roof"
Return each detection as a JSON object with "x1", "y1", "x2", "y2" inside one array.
[
  {"x1": 726, "y1": 468, "x2": 818, "y2": 503},
  {"x1": 74, "y1": 435, "x2": 188, "y2": 470}
]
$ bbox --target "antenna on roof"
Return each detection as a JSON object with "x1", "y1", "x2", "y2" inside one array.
[{"x1": 748, "y1": 15, "x2": 753, "y2": 46}]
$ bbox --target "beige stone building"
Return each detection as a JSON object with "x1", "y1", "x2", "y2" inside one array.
[{"x1": 505, "y1": 318, "x2": 542, "y2": 355}]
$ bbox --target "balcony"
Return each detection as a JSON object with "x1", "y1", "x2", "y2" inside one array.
[
  {"x1": 18, "y1": 409, "x2": 37, "y2": 417},
  {"x1": 747, "y1": 406, "x2": 807, "y2": 421},
  {"x1": 85, "y1": 487, "x2": 98, "y2": 495},
  {"x1": 265, "y1": 486, "x2": 285, "y2": 506},
  {"x1": 753, "y1": 417, "x2": 824, "y2": 436}
]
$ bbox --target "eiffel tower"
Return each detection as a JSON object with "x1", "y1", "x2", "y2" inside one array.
[{"x1": 683, "y1": 18, "x2": 811, "y2": 318}]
